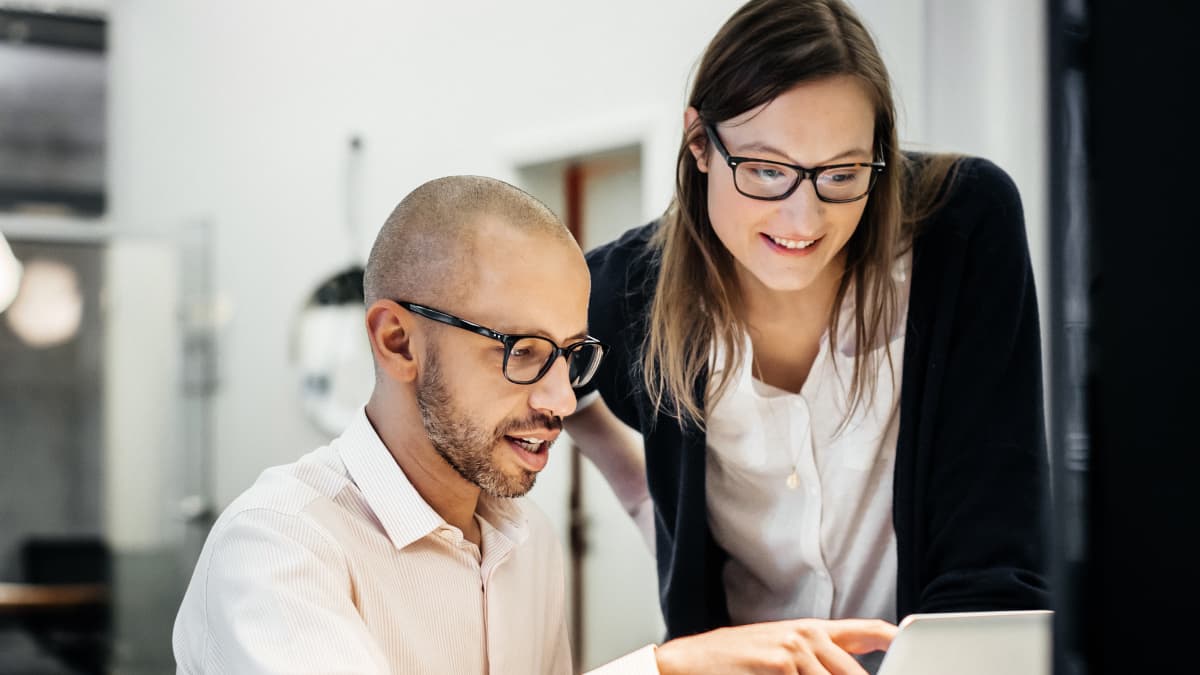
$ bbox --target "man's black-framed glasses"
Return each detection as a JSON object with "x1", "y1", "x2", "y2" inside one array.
[
  {"x1": 396, "y1": 301, "x2": 608, "y2": 388},
  {"x1": 704, "y1": 123, "x2": 885, "y2": 203}
]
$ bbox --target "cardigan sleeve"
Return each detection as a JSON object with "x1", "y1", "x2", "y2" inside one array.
[
  {"x1": 575, "y1": 222, "x2": 659, "y2": 432},
  {"x1": 915, "y1": 159, "x2": 1051, "y2": 612}
]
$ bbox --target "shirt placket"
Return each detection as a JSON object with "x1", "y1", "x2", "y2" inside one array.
[
  {"x1": 793, "y1": 395, "x2": 835, "y2": 617},
  {"x1": 479, "y1": 522, "x2": 515, "y2": 675},
  {"x1": 433, "y1": 524, "x2": 489, "y2": 672}
]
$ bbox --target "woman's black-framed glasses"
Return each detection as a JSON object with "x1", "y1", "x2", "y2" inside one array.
[
  {"x1": 704, "y1": 123, "x2": 885, "y2": 203},
  {"x1": 396, "y1": 301, "x2": 608, "y2": 388}
]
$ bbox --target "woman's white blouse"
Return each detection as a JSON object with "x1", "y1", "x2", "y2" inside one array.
[{"x1": 705, "y1": 252, "x2": 911, "y2": 625}]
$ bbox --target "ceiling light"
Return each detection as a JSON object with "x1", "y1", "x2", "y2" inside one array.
[{"x1": 5, "y1": 257, "x2": 83, "y2": 348}]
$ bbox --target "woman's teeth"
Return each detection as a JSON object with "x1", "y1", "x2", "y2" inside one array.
[{"x1": 768, "y1": 234, "x2": 816, "y2": 249}]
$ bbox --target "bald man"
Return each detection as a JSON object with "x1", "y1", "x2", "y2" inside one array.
[
  {"x1": 171, "y1": 176, "x2": 893, "y2": 675},
  {"x1": 172, "y1": 175, "x2": 610, "y2": 673}
]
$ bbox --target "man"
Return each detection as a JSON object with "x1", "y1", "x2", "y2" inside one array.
[{"x1": 172, "y1": 175, "x2": 894, "y2": 674}]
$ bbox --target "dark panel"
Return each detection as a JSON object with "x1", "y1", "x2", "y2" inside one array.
[
  {"x1": 1071, "y1": 1, "x2": 1200, "y2": 673},
  {"x1": 1046, "y1": 1, "x2": 1089, "y2": 673}
]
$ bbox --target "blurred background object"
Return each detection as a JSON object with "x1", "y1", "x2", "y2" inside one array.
[
  {"x1": 0, "y1": 232, "x2": 22, "y2": 312},
  {"x1": 16, "y1": 537, "x2": 113, "y2": 674},
  {"x1": 0, "y1": 7, "x2": 106, "y2": 216},
  {"x1": 4, "y1": 257, "x2": 83, "y2": 347},
  {"x1": 289, "y1": 134, "x2": 372, "y2": 438},
  {"x1": 290, "y1": 264, "x2": 370, "y2": 437}
]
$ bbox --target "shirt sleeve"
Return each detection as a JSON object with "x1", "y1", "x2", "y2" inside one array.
[
  {"x1": 584, "y1": 644, "x2": 660, "y2": 675},
  {"x1": 573, "y1": 236, "x2": 628, "y2": 406},
  {"x1": 176, "y1": 508, "x2": 390, "y2": 674}
]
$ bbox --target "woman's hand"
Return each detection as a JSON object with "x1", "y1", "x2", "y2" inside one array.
[{"x1": 654, "y1": 618, "x2": 896, "y2": 675}]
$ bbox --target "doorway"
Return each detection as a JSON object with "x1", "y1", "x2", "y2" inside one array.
[{"x1": 517, "y1": 144, "x2": 665, "y2": 672}]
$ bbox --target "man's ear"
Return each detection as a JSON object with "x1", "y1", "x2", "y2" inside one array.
[
  {"x1": 366, "y1": 300, "x2": 419, "y2": 383},
  {"x1": 683, "y1": 106, "x2": 710, "y2": 173}
]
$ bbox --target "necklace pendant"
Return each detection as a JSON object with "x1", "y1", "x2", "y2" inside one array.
[{"x1": 786, "y1": 470, "x2": 800, "y2": 490}]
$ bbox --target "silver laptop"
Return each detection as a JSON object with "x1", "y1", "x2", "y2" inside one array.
[{"x1": 875, "y1": 609, "x2": 1053, "y2": 675}]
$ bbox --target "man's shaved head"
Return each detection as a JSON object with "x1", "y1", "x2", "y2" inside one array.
[
  {"x1": 364, "y1": 175, "x2": 573, "y2": 307},
  {"x1": 362, "y1": 175, "x2": 593, "y2": 502}
]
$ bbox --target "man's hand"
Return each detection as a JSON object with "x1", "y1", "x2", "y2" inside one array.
[{"x1": 653, "y1": 618, "x2": 897, "y2": 675}]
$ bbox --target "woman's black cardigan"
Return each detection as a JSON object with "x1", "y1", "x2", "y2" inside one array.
[{"x1": 575, "y1": 157, "x2": 1051, "y2": 639}]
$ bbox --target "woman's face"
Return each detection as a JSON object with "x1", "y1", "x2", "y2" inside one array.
[{"x1": 687, "y1": 75, "x2": 877, "y2": 297}]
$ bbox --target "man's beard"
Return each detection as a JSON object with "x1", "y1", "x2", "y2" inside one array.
[{"x1": 416, "y1": 345, "x2": 560, "y2": 498}]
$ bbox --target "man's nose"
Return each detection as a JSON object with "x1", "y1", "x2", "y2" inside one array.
[{"x1": 527, "y1": 355, "x2": 577, "y2": 419}]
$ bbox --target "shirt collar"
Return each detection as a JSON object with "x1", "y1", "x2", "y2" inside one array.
[
  {"x1": 477, "y1": 492, "x2": 530, "y2": 547},
  {"x1": 336, "y1": 407, "x2": 530, "y2": 550}
]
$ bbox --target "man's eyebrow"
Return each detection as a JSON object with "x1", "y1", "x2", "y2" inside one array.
[{"x1": 502, "y1": 327, "x2": 591, "y2": 343}]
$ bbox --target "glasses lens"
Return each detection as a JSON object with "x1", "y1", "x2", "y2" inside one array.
[
  {"x1": 566, "y1": 342, "x2": 604, "y2": 387},
  {"x1": 504, "y1": 336, "x2": 557, "y2": 384},
  {"x1": 814, "y1": 165, "x2": 875, "y2": 202},
  {"x1": 734, "y1": 161, "x2": 800, "y2": 198}
]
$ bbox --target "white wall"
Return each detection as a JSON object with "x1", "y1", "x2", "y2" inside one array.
[
  {"x1": 105, "y1": 0, "x2": 1041, "y2": 504},
  {"x1": 920, "y1": 0, "x2": 1049, "y2": 368},
  {"x1": 103, "y1": 0, "x2": 755, "y2": 507},
  {"x1": 2, "y1": 0, "x2": 1050, "y2": 501}
]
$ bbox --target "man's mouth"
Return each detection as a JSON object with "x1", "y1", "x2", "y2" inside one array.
[
  {"x1": 503, "y1": 432, "x2": 555, "y2": 473},
  {"x1": 505, "y1": 436, "x2": 549, "y2": 454}
]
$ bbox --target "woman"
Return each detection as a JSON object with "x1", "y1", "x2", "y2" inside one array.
[{"x1": 568, "y1": 0, "x2": 1050, "y2": 670}]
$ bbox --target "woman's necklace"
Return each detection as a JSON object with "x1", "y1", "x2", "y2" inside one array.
[{"x1": 752, "y1": 353, "x2": 803, "y2": 490}]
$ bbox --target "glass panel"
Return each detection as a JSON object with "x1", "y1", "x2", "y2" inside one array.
[{"x1": 0, "y1": 228, "x2": 211, "y2": 674}]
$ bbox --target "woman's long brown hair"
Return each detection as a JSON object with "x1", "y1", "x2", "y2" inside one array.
[{"x1": 643, "y1": 0, "x2": 959, "y2": 428}]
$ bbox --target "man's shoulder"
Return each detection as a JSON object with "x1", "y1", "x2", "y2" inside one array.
[{"x1": 209, "y1": 446, "x2": 353, "y2": 541}]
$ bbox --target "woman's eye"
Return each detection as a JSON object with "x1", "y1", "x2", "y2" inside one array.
[{"x1": 751, "y1": 167, "x2": 785, "y2": 181}]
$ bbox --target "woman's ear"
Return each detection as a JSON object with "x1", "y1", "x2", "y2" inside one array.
[
  {"x1": 366, "y1": 300, "x2": 419, "y2": 383},
  {"x1": 683, "y1": 107, "x2": 710, "y2": 173}
]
